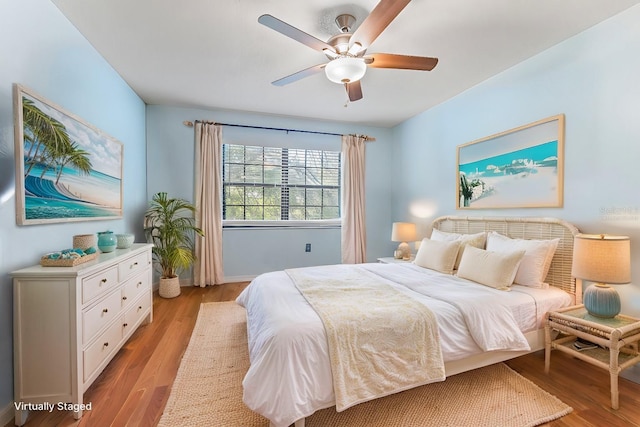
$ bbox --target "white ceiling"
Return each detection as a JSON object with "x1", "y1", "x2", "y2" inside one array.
[{"x1": 52, "y1": 0, "x2": 638, "y2": 127}]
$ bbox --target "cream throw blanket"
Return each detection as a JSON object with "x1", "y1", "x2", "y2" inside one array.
[{"x1": 286, "y1": 265, "x2": 445, "y2": 411}]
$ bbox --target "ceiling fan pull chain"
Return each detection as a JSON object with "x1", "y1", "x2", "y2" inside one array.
[{"x1": 344, "y1": 84, "x2": 350, "y2": 108}]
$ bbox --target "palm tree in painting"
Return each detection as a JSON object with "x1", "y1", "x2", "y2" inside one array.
[
  {"x1": 22, "y1": 98, "x2": 71, "y2": 177},
  {"x1": 38, "y1": 150, "x2": 56, "y2": 179},
  {"x1": 52, "y1": 141, "x2": 92, "y2": 185}
]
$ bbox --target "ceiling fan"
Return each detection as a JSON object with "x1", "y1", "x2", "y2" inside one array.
[{"x1": 258, "y1": 0, "x2": 438, "y2": 102}]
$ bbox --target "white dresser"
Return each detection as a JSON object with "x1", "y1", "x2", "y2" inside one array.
[{"x1": 11, "y1": 243, "x2": 153, "y2": 425}]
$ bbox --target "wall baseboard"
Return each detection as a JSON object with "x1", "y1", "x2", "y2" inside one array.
[
  {"x1": 151, "y1": 276, "x2": 256, "y2": 290},
  {"x1": 223, "y1": 275, "x2": 256, "y2": 283},
  {"x1": 0, "y1": 402, "x2": 14, "y2": 426},
  {"x1": 621, "y1": 364, "x2": 640, "y2": 384}
]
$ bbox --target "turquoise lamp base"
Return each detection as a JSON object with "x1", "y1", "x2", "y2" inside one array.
[{"x1": 584, "y1": 283, "x2": 621, "y2": 318}]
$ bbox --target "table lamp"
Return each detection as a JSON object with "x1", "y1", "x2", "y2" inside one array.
[
  {"x1": 571, "y1": 233, "x2": 631, "y2": 318},
  {"x1": 391, "y1": 222, "x2": 417, "y2": 260}
]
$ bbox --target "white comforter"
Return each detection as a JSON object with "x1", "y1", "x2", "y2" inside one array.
[{"x1": 236, "y1": 262, "x2": 572, "y2": 427}]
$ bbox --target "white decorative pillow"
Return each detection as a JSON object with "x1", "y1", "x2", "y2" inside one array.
[
  {"x1": 430, "y1": 229, "x2": 486, "y2": 269},
  {"x1": 456, "y1": 246, "x2": 526, "y2": 290},
  {"x1": 486, "y1": 231, "x2": 559, "y2": 289},
  {"x1": 413, "y1": 238, "x2": 461, "y2": 275}
]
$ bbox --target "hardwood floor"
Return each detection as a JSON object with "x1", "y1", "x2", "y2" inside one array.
[{"x1": 7, "y1": 283, "x2": 640, "y2": 427}]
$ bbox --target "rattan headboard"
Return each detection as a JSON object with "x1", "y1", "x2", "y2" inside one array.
[{"x1": 432, "y1": 216, "x2": 581, "y2": 302}]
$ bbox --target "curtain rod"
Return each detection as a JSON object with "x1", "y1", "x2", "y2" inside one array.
[{"x1": 182, "y1": 120, "x2": 375, "y2": 141}]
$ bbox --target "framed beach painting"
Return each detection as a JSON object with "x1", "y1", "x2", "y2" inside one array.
[
  {"x1": 456, "y1": 114, "x2": 564, "y2": 209},
  {"x1": 13, "y1": 84, "x2": 123, "y2": 225}
]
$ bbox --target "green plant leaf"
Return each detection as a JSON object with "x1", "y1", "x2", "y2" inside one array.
[{"x1": 144, "y1": 192, "x2": 204, "y2": 278}]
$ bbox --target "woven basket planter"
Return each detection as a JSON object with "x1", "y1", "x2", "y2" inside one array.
[{"x1": 159, "y1": 276, "x2": 181, "y2": 298}]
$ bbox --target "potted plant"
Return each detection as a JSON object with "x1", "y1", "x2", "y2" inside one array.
[{"x1": 144, "y1": 192, "x2": 204, "y2": 298}]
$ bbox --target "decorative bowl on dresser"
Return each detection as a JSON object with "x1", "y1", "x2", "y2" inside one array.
[
  {"x1": 11, "y1": 243, "x2": 153, "y2": 426},
  {"x1": 116, "y1": 233, "x2": 135, "y2": 249}
]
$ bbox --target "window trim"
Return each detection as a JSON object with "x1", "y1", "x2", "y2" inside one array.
[{"x1": 222, "y1": 219, "x2": 341, "y2": 229}]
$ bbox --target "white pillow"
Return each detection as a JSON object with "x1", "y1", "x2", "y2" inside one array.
[
  {"x1": 456, "y1": 246, "x2": 526, "y2": 290},
  {"x1": 485, "y1": 232, "x2": 559, "y2": 289},
  {"x1": 413, "y1": 238, "x2": 461, "y2": 275},
  {"x1": 430, "y1": 229, "x2": 486, "y2": 269}
]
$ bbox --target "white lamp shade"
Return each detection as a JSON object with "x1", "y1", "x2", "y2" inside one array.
[
  {"x1": 571, "y1": 234, "x2": 631, "y2": 284},
  {"x1": 324, "y1": 57, "x2": 366, "y2": 84},
  {"x1": 391, "y1": 222, "x2": 417, "y2": 243}
]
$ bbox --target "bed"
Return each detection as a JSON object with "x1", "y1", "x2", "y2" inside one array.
[{"x1": 236, "y1": 216, "x2": 581, "y2": 427}]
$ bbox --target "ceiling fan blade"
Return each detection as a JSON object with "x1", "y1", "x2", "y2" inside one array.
[
  {"x1": 258, "y1": 14, "x2": 335, "y2": 53},
  {"x1": 346, "y1": 80, "x2": 363, "y2": 102},
  {"x1": 350, "y1": 0, "x2": 411, "y2": 50},
  {"x1": 365, "y1": 53, "x2": 438, "y2": 71},
  {"x1": 272, "y1": 63, "x2": 326, "y2": 86}
]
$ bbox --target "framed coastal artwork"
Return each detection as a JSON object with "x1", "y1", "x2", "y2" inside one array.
[
  {"x1": 456, "y1": 114, "x2": 564, "y2": 209},
  {"x1": 13, "y1": 84, "x2": 123, "y2": 225}
]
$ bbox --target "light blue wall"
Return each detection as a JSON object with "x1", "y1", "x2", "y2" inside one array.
[
  {"x1": 4, "y1": 0, "x2": 639, "y2": 415},
  {"x1": 0, "y1": 0, "x2": 146, "y2": 415},
  {"x1": 146, "y1": 105, "x2": 394, "y2": 280},
  {"x1": 391, "y1": 5, "x2": 640, "y2": 317}
]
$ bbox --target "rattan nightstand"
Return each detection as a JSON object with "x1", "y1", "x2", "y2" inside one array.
[{"x1": 545, "y1": 305, "x2": 640, "y2": 409}]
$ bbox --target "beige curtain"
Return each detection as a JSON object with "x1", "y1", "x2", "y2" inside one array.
[
  {"x1": 341, "y1": 135, "x2": 367, "y2": 263},
  {"x1": 194, "y1": 122, "x2": 224, "y2": 286}
]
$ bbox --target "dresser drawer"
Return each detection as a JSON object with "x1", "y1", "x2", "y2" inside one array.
[
  {"x1": 83, "y1": 317, "x2": 123, "y2": 382},
  {"x1": 121, "y1": 270, "x2": 150, "y2": 309},
  {"x1": 83, "y1": 290, "x2": 122, "y2": 344},
  {"x1": 118, "y1": 251, "x2": 150, "y2": 282},
  {"x1": 124, "y1": 292, "x2": 152, "y2": 332},
  {"x1": 82, "y1": 266, "x2": 119, "y2": 304}
]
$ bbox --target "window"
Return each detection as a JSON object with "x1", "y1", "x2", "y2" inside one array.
[{"x1": 222, "y1": 144, "x2": 341, "y2": 225}]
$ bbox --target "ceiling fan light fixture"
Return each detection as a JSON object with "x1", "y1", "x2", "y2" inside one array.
[
  {"x1": 323, "y1": 48, "x2": 339, "y2": 59},
  {"x1": 347, "y1": 42, "x2": 363, "y2": 56},
  {"x1": 325, "y1": 56, "x2": 367, "y2": 84}
]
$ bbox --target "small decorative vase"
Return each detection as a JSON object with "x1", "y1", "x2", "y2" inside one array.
[{"x1": 97, "y1": 231, "x2": 117, "y2": 253}]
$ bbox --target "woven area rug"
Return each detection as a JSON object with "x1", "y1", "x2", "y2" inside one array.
[{"x1": 159, "y1": 301, "x2": 572, "y2": 427}]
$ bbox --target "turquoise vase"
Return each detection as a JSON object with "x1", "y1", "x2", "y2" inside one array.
[{"x1": 97, "y1": 231, "x2": 117, "y2": 253}]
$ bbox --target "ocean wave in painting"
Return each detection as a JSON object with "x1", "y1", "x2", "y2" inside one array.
[
  {"x1": 24, "y1": 165, "x2": 121, "y2": 220},
  {"x1": 25, "y1": 195, "x2": 119, "y2": 219}
]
